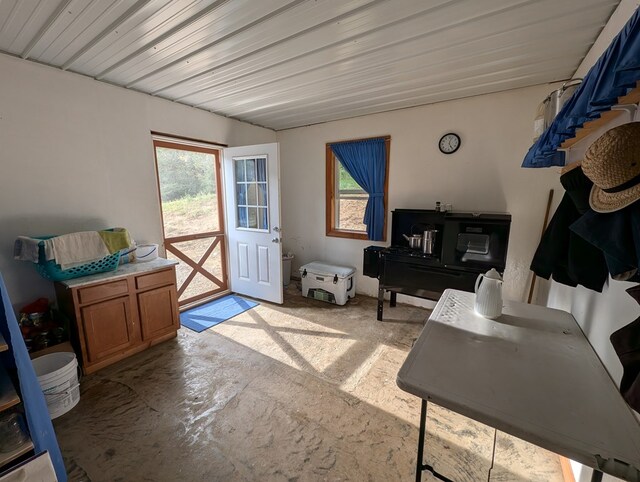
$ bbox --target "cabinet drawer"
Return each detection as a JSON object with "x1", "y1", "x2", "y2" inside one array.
[
  {"x1": 136, "y1": 269, "x2": 174, "y2": 291},
  {"x1": 78, "y1": 279, "x2": 128, "y2": 305}
]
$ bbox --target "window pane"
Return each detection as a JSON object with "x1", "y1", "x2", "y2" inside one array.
[
  {"x1": 238, "y1": 207, "x2": 248, "y2": 228},
  {"x1": 233, "y1": 156, "x2": 269, "y2": 231},
  {"x1": 257, "y1": 157, "x2": 267, "y2": 182},
  {"x1": 156, "y1": 146, "x2": 220, "y2": 237},
  {"x1": 247, "y1": 207, "x2": 258, "y2": 229},
  {"x1": 235, "y1": 159, "x2": 245, "y2": 182},
  {"x1": 247, "y1": 183, "x2": 257, "y2": 205},
  {"x1": 246, "y1": 159, "x2": 256, "y2": 182},
  {"x1": 236, "y1": 184, "x2": 247, "y2": 205},
  {"x1": 257, "y1": 183, "x2": 267, "y2": 206},
  {"x1": 338, "y1": 161, "x2": 362, "y2": 191},
  {"x1": 258, "y1": 207, "x2": 268, "y2": 230},
  {"x1": 335, "y1": 158, "x2": 367, "y2": 232},
  {"x1": 337, "y1": 193, "x2": 368, "y2": 231}
]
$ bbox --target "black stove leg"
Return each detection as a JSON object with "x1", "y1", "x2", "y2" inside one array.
[
  {"x1": 390, "y1": 291, "x2": 397, "y2": 307},
  {"x1": 377, "y1": 287, "x2": 384, "y2": 321}
]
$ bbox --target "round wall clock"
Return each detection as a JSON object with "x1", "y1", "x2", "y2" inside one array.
[{"x1": 439, "y1": 133, "x2": 461, "y2": 154}]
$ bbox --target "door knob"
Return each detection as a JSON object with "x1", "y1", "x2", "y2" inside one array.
[{"x1": 272, "y1": 237, "x2": 280, "y2": 243}]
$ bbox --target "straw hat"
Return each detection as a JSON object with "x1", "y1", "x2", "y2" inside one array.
[{"x1": 582, "y1": 122, "x2": 640, "y2": 213}]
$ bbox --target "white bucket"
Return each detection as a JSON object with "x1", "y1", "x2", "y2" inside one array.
[
  {"x1": 135, "y1": 243, "x2": 158, "y2": 262},
  {"x1": 32, "y1": 352, "x2": 80, "y2": 420}
]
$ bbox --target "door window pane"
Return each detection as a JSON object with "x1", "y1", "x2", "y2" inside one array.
[
  {"x1": 257, "y1": 158, "x2": 267, "y2": 181},
  {"x1": 247, "y1": 207, "x2": 258, "y2": 229},
  {"x1": 235, "y1": 159, "x2": 246, "y2": 182},
  {"x1": 246, "y1": 159, "x2": 256, "y2": 182},
  {"x1": 258, "y1": 183, "x2": 267, "y2": 206},
  {"x1": 234, "y1": 156, "x2": 269, "y2": 231},
  {"x1": 247, "y1": 184, "x2": 257, "y2": 205},
  {"x1": 236, "y1": 184, "x2": 247, "y2": 205},
  {"x1": 238, "y1": 206, "x2": 248, "y2": 228},
  {"x1": 258, "y1": 208, "x2": 268, "y2": 230}
]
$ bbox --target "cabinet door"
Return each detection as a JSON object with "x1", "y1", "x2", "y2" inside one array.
[
  {"x1": 137, "y1": 285, "x2": 179, "y2": 341},
  {"x1": 80, "y1": 296, "x2": 136, "y2": 363}
]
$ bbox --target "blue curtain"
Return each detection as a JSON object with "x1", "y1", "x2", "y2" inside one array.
[
  {"x1": 523, "y1": 7, "x2": 640, "y2": 167},
  {"x1": 330, "y1": 138, "x2": 387, "y2": 241}
]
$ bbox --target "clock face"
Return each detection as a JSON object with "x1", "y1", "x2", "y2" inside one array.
[{"x1": 439, "y1": 133, "x2": 461, "y2": 154}]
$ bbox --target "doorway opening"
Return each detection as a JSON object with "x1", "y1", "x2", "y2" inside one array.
[{"x1": 153, "y1": 137, "x2": 228, "y2": 307}]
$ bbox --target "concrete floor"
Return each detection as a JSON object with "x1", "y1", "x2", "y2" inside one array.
[{"x1": 54, "y1": 284, "x2": 565, "y2": 481}]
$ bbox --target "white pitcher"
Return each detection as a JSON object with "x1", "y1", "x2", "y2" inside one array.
[{"x1": 474, "y1": 268, "x2": 503, "y2": 319}]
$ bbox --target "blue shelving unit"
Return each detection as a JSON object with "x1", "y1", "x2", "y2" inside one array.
[{"x1": 0, "y1": 273, "x2": 66, "y2": 481}]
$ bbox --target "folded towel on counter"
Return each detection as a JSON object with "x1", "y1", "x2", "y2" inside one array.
[
  {"x1": 48, "y1": 231, "x2": 110, "y2": 269},
  {"x1": 99, "y1": 228, "x2": 132, "y2": 253},
  {"x1": 13, "y1": 236, "x2": 41, "y2": 262}
]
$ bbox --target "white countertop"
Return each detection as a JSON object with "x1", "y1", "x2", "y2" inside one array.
[
  {"x1": 397, "y1": 289, "x2": 640, "y2": 481},
  {"x1": 58, "y1": 258, "x2": 178, "y2": 288}
]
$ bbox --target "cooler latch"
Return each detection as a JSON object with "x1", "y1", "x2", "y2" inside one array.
[
  {"x1": 302, "y1": 269, "x2": 307, "y2": 278},
  {"x1": 333, "y1": 274, "x2": 338, "y2": 284}
]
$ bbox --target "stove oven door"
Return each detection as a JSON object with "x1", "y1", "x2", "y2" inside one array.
[
  {"x1": 442, "y1": 219, "x2": 510, "y2": 273},
  {"x1": 382, "y1": 255, "x2": 477, "y2": 299}
]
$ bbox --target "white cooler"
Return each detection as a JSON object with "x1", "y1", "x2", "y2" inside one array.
[{"x1": 300, "y1": 261, "x2": 356, "y2": 305}]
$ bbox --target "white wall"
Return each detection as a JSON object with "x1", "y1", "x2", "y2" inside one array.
[
  {"x1": 276, "y1": 83, "x2": 561, "y2": 306},
  {"x1": 0, "y1": 53, "x2": 275, "y2": 307}
]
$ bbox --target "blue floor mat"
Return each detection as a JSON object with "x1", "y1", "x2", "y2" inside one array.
[{"x1": 180, "y1": 295, "x2": 259, "y2": 333}]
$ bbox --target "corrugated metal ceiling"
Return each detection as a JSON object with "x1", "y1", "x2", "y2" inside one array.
[{"x1": 0, "y1": 0, "x2": 620, "y2": 130}]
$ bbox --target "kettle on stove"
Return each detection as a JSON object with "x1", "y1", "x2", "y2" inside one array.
[{"x1": 474, "y1": 268, "x2": 503, "y2": 319}]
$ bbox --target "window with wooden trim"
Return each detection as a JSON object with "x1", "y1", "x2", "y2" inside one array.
[{"x1": 326, "y1": 136, "x2": 390, "y2": 240}]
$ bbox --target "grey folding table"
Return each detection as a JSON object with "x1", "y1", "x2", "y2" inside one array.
[{"x1": 397, "y1": 289, "x2": 640, "y2": 482}]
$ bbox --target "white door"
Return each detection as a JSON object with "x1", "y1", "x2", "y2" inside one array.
[{"x1": 223, "y1": 143, "x2": 283, "y2": 304}]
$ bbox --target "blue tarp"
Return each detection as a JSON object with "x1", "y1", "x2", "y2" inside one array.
[
  {"x1": 0, "y1": 273, "x2": 66, "y2": 481},
  {"x1": 522, "y1": 7, "x2": 640, "y2": 168}
]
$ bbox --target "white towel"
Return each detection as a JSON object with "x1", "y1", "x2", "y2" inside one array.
[
  {"x1": 49, "y1": 231, "x2": 110, "y2": 270},
  {"x1": 13, "y1": 236, "x2": 41, "y2": 262}
]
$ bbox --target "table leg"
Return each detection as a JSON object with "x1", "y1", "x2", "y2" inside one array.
[
  {"x1": 590, "y1": 470, "x2": 603, "y2": 482},
  {"x1": 377, "y1": 287, "x2": 385, "y2": 321},
  {"x1": 416, "y1": 399, "x2": 427, "y2": 482},
  {"x1": 390, "y1": 291, "x2": 397, "y2": 307}
]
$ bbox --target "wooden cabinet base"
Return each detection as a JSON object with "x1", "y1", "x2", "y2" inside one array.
[{"x1": 55, "y1": 263, "x2": 180, "y2": 375}]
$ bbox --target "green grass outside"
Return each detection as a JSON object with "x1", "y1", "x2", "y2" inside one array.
[
  {"x1": 162, "y1": 193, "x2": 217, "y2": 218},
  {"x1": 338, "y1": 163, "x2": 363, "y2": 190}
]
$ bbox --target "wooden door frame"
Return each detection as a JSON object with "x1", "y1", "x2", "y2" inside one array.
[{"x1": 152, "y1": 138, "x2": 228, "y2": 307}]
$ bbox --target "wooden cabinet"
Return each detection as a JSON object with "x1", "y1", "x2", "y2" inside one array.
[
  {"x1": 138, "y1": 285, "x2": 179, "y2": 341},
  {"x1": 55, "y1": 261, "x2": 180, "y2": 374},
  {"x1": 80, "y1": 296, "x2": 137, "y2": 363}
]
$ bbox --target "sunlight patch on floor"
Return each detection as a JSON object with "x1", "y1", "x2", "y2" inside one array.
[{"x1": 212, "y1": 304, "x2": 358, "y2": 376}]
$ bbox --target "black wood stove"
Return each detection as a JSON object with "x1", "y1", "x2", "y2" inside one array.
[{"x1": 364, "y1": 209, "x2": 511, "y2": 321}]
